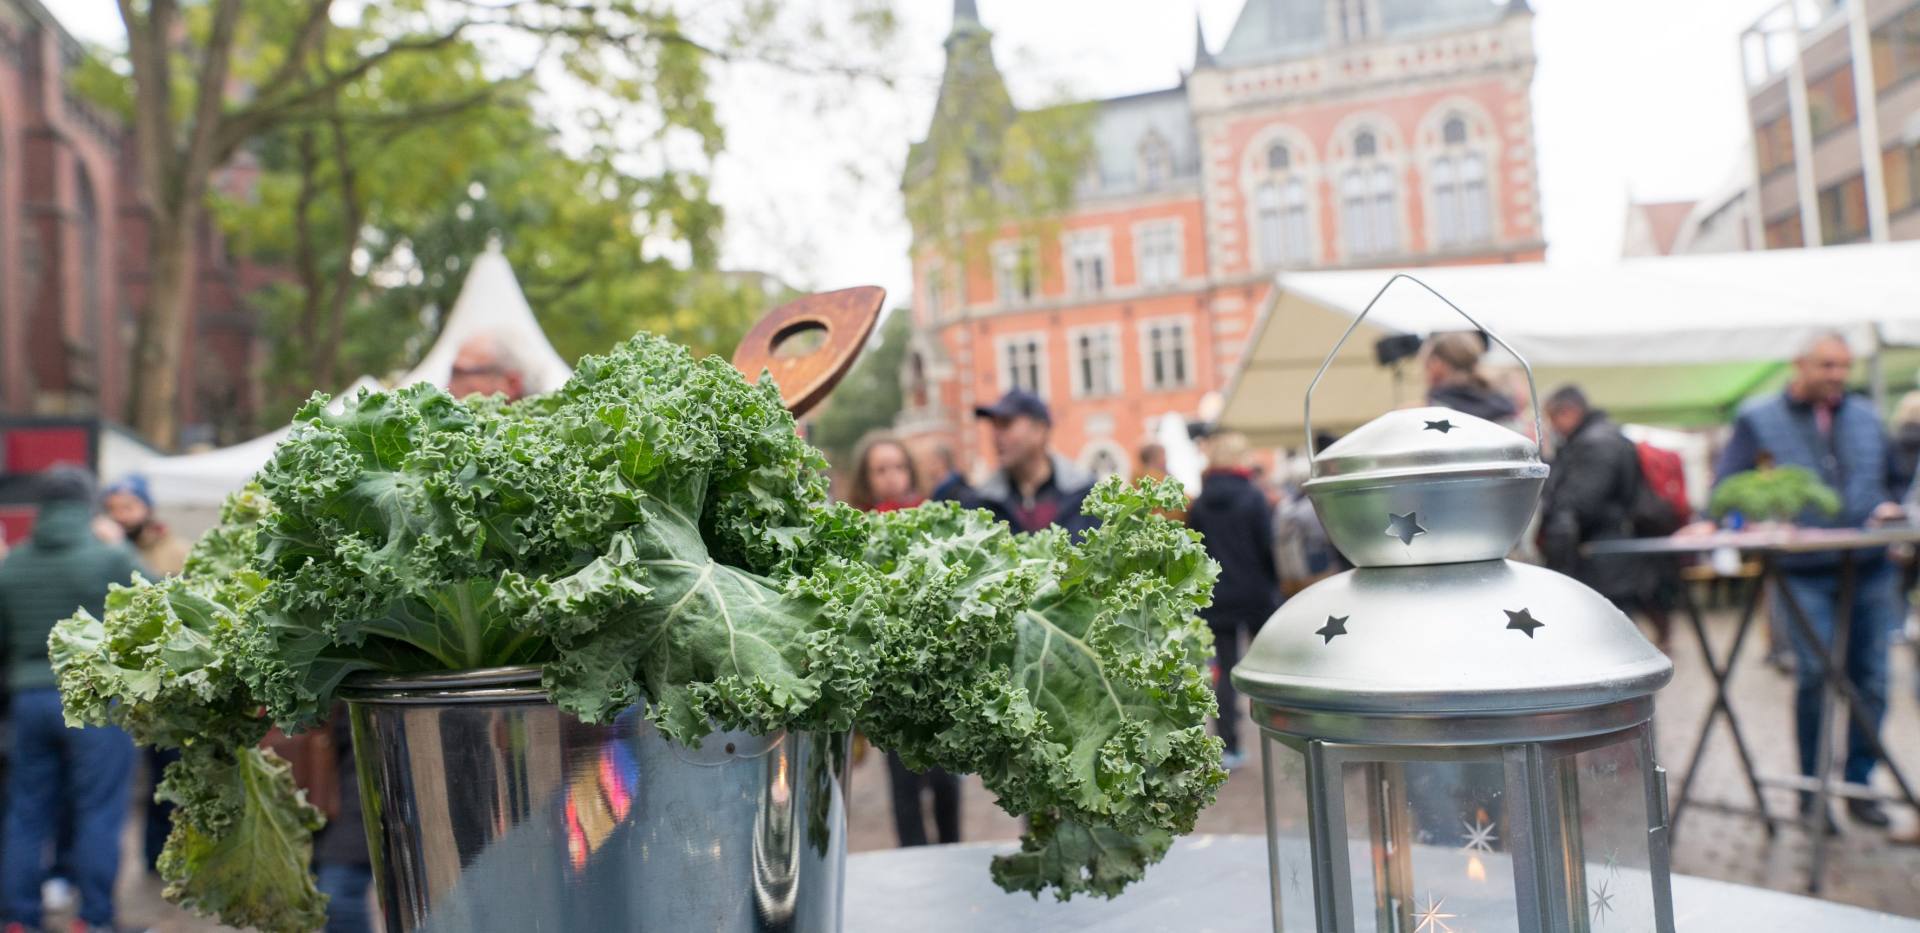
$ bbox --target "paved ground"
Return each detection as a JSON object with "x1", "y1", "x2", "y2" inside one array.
[{"x1": 101, "y1": 604, "x2": 1920, "y2": 930}]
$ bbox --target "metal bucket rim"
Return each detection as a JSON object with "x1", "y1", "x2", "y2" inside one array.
[{"x1": 339, "y1": 664, "x2": 545, "y2": 703}]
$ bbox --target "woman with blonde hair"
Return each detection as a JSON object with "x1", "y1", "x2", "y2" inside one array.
[
  {"x1": 1424, "y1": 331, "x2": 1520, "y2": 425},
  {"x1": 841, "y1": 431, "x2": 962, "y2": 845}
]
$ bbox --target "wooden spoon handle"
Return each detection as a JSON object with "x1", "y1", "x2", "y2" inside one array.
[{"x1": 730, "y1": 286, "x2": 886, "y2": 418}]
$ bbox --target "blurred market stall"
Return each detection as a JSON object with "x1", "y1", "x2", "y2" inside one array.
[{"x1": 1219, "y1": 241, "x2": 1920, "y2": 447}]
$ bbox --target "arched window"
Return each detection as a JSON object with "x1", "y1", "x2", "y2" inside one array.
[
  {"x1": 1253, "y1": 137, "x2": 1315, "y2": 268},
  {"x1": 1080, "y1": 441, "x2": 1129, "y2": 480},
  {"x1": 1431, "y1": 113, "x2": 1492, "y2": 247},
  {"x1": 1139, "y1": 131, "x2": 1172, "y2": 191},
  {"x1": 1340, "y1": 128, "x2": 1398, "y2": 258},
  {"x1": 1283, "y1": 178, "x2": 1311, "y2": 262},
  {"x1": 1256, "y1": 183, "x2": 1284, "y2": 267}
]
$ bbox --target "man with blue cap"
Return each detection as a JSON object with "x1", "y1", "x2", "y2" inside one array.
[{"x1": 962, "y1": 388, "x2": 1096, "y2": 537}]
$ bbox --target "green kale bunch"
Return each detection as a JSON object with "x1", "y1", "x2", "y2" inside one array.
[{"x1": 52, "y1": 334, "x2": 1226, "y2": 931}]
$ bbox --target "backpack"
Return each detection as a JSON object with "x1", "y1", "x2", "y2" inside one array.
[{"x1": 1630, "y1": 441, "x2": 1690, "y2": 536}]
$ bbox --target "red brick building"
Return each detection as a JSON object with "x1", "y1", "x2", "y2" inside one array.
[
  {"x1": 0, "y1": 0, "x2": 262, "y2": 448},
  {"x1": 898, "y1": 0, "x2": 1546, "y2": 478}
]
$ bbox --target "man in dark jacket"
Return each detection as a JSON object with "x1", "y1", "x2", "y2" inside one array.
[
  {"x1": 1539, "y1": 387, "x2": 1657, "y2": 611},
  {"x1": 1185, "y1": 433, "x2": 1280, "y2": 770},
  {"x1": 1717, "y1": 332, "x2": 1903, "y2": 830},
  {"x1": 964, "y1": 389, "x2": 1096, "y2": 537},
  {"x1": 0, "y1": 467, "x2": 144, "y2": 933}
]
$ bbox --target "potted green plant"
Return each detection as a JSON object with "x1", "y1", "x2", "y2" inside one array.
[
  {"x1": 51, "y1": 335, "x2": 1226, "y2": 933},
  {"x1": 1706, "y1": 465, "x2": 1842, "y2": 528}
]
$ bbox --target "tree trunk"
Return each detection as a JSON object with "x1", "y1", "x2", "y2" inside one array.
[
  {"x1": 130, "y1": 211, "x2": 195, "y2": 447},
  {"x1": 317, "y1": 114, "x2": 362, "y2": 392}
]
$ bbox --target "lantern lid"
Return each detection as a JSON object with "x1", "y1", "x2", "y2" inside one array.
[
  {"x1": 1305, "y1": 407, "x2": 1547, "y2": 567},
  {"x1": 1231, "y1": 560, "x2": 1672, "y2": 720},
  {"x1": 1308, "y1": 406, "x2": 1541, "y2": 485}
]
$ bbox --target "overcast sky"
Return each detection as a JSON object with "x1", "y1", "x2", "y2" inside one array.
[{"x1": 53, "y1": 0, "x2": 1782, "y2": 310}]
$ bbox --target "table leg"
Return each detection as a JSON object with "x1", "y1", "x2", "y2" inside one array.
[
  {"x1": 1670, "y1": 567, "x2": 1775, "y2": 843},
  {"x1": 1808, "y1": 555, "x2": 1854, "y2": 895},
  {"x1": 1773, "y1": 559, "x2": 1920, "y2": 811}
]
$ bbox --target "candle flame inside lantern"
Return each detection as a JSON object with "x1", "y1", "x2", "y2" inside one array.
[{"x1": 1466, "y1": 854, "x2": 1488, "y2": 883}]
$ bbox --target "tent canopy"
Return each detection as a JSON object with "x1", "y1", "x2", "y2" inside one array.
[
  {"x1": 141, "y1": 245, "x2": 574, "y2": 528},
  {"x1": 1220, "y1": 242, "x2": 1920, "y2": 447}
]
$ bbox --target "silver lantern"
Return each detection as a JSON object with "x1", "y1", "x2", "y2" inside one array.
[{"x1": 1232, "y1": 276, "x2": 1675, "y2": 933}]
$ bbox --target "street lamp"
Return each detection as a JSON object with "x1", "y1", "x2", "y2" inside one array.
[{"x1": 1232, "y1": 276, "x2": 1675, "y2": 933}]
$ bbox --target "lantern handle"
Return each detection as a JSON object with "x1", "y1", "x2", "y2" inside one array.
[{"x1": 1303, "y1": 273, "x2": 1542, "y2": 466}]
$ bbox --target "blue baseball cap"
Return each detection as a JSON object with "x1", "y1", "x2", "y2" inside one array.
[
  {"x1": 102, "y1": 474, "x2": 154, "y2": 509},
  {"x1": 974, "y1": 388, "x2": 1051, "y2": 425}
]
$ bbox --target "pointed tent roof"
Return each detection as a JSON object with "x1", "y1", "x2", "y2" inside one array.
[
  {"x1": 395, "y1": 242, "x2": 573, "y2": 395},
  {"x1": 139, "y1": 245, "x2": 573, "y2": 515}
]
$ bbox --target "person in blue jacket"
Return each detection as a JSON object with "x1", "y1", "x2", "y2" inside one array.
[{"x1": 1716, "y1": 331, "x2": 1904, "y2": 831}]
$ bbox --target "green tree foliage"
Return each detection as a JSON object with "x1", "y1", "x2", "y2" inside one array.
[
  {"x1": 805, "y1": 305, "x2": 910, "y2": 468},
  {"x1": 73, "y1": 0, "x2": 895, "y2": 445}
]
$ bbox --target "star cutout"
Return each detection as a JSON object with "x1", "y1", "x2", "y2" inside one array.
[
  {"x1": 1288, "y1": 863, "x2": 1302, "y2": 895},
  {"x1": 1424, "y1": 419, "x2": 1456, "y2": 434},
  {"x1": 1602, "y1": 846, "x2": 1621, "y2": 878},
  {"x1": 1505, "y1": 608, "x2": 1545, "y2": 638},
  {"x1": 1460, "y1": 816, "x2": 1498, "y2": 853},
  {"x1": 1385, "y1": 511, "x2": 1427, "y2": 546},
  {"x1": 1414, "y1": 891, "x2": 1457, "y2": 933},
  {"x1": 1315, "y1": 615, "x2": 1350, "y2": 644},
  {"x1": 1590, "y1": 877, "x2": 1615, "y2": 924}
]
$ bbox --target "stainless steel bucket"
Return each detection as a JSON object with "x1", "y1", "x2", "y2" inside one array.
[{"x1": 342, "y1": 666, "x2": 850, "y2": 932}]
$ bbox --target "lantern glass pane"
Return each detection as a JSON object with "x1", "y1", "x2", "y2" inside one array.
[
  {"x1": 1262, "y1": 736, "x2": 1315, "y2": 931},
  {"x1": 1340, "y1": 758, "x2": 1520, "y2": 933},
  {"x1": 1556, "y1": 736, "x2": 1658, "y2": 932}
]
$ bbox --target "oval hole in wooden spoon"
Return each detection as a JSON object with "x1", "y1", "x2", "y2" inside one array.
[{"x1": 770, "y1": 321, "x2": 829, "y2": 359}]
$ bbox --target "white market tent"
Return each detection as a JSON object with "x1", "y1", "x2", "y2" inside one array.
[
  {"x1": 140, "y1": 245, "x2": 574, "y2": 533},
  {"x1": 1219, "y1": 241, "x2": 1920, "y2": 448}
]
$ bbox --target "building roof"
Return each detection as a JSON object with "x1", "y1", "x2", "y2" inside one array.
[
  {"x1": 1626, "y1": 200, "x2": 1697, "y2": 256},
  {"x1": 1083, "y1": 86, "x2": 1201, "y2": 198},
  {"x1": 1217, "y1": 0, "x2": 1518, "y2": 68}
]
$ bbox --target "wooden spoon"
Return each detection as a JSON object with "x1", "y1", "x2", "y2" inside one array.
[{"x1": 730, "y1": 286, "x2": 886, "y2": 418}]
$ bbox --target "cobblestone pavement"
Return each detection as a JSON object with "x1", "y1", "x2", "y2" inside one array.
[{"x1": 105, "y1": 607, "x2": 1920, "y2": 930}]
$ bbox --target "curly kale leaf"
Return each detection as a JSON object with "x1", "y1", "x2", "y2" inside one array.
[
  {"x1": 856, "y1": 478, "x2": 1227, "y2": 898},
  {"x1": 156, "y1": 746, "x2": 327, "y2": 933},
  {"x1": 50, "y1": 492, "x2": 328, "y2": 932}
]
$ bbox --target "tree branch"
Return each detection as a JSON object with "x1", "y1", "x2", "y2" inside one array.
[
  {"x1": 320, "y1": 108, "x2": 363, "y2": 391},
  {"x1": 249, "y1": 1, "x2": 337, "y2": 106},
  {"x1": 117, "y1": 0, "x2": 174, "y2": 219},
  {"x1": 214, "y1": 25, "x2": 471, "y2": 160},
  {"x1": 178, "y1": 0, "x2": 245, "y2": 212}
]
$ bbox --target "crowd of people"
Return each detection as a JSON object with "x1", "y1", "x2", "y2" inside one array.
[{"x1": 4, "y1": 324, "x2": 1920, "y2": 926}]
